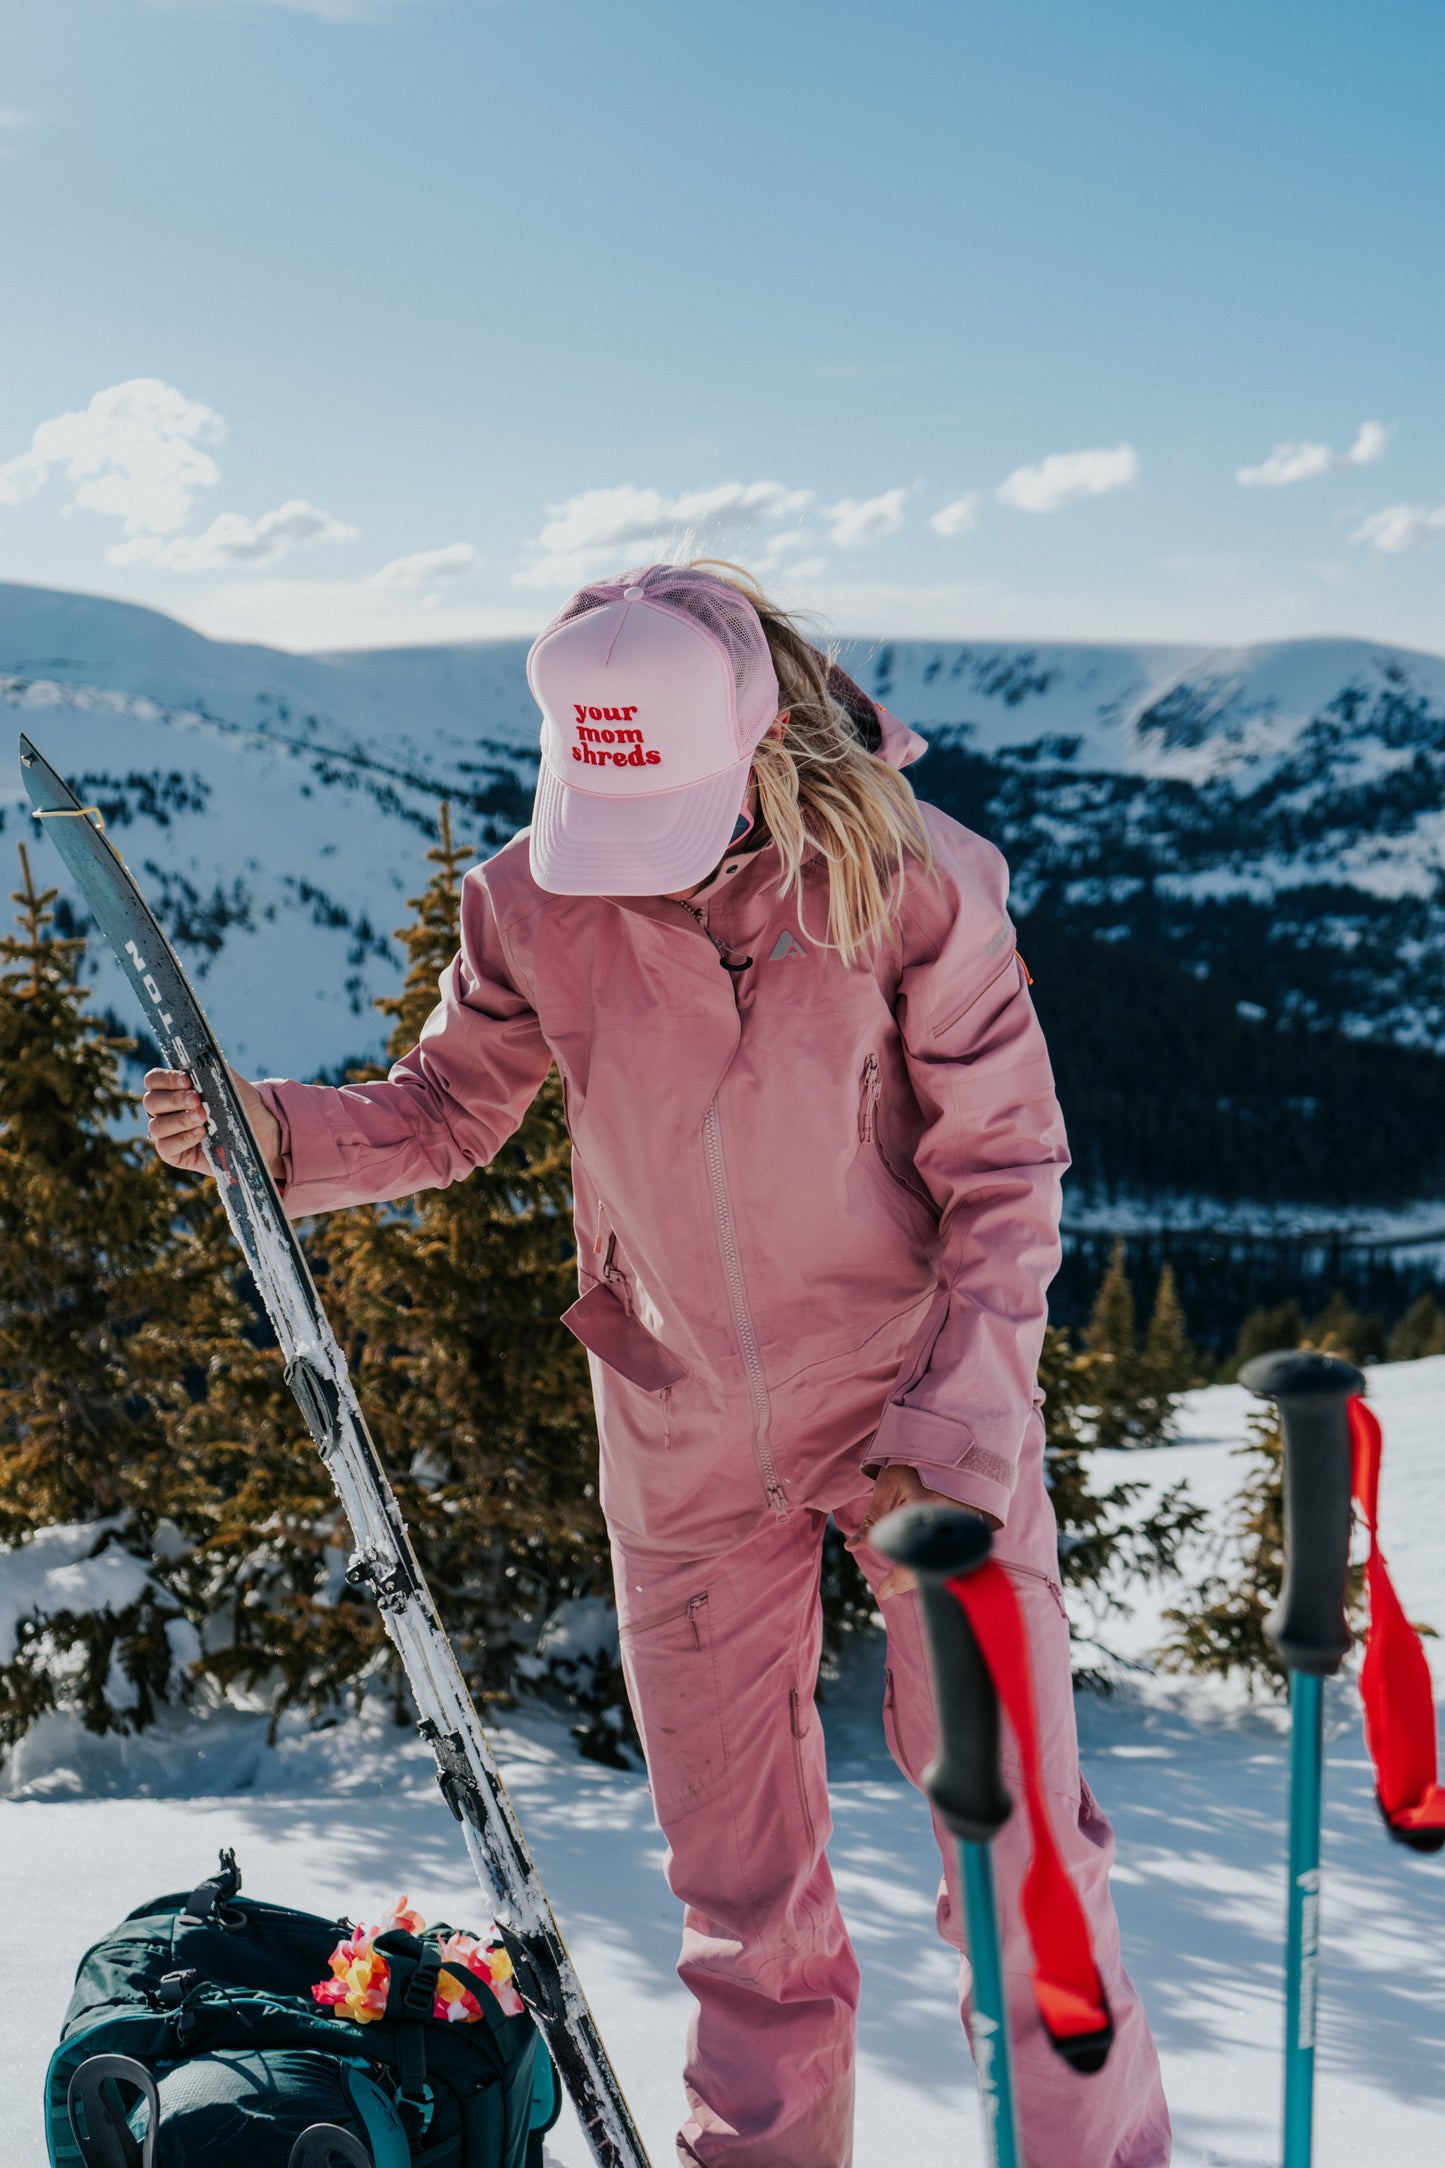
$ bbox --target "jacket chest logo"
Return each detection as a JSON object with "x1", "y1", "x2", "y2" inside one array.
[{"x1": 767, "y1": 931, "x2": 807, "y2": 962}]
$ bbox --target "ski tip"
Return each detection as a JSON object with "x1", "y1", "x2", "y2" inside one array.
[{"x1": 18, "y1": 731, "x2": 38, "y2": 767}]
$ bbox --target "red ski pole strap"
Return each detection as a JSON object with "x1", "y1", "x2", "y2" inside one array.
[
  {"x1": 1347, "y1": 1396, "x2": 1445, "y2": 1849},
  {"x1": 944, "y1": 1559, "x2": 1114, "y2": 2053}
]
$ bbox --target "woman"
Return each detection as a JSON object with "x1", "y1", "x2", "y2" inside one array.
[{"x1": 145, "y1": 563, "x2": 1170, "y2": 2168}]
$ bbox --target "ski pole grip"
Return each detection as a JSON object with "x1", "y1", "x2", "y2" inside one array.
[
  {"x1": 1239, "y1": 1349, "x2": 1363, "y2": 1677},
  {"x1": 872, "y1": 1505, "x2": 1011, "y2": 1843}
]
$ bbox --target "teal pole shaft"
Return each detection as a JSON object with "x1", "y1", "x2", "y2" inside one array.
[
  {"x1": 959, "y1": 1838, "x2": 1021, "y2": 2168},
  {"x1": 1282, "y1": 1671, "x2": 1324, "y2": 2168}
]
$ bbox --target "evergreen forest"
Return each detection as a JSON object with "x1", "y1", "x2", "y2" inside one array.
[{"x1": 1, "y1": 805, "x2": 1439, "y2": 1768}]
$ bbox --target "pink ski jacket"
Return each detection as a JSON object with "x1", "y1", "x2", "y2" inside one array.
[{"x1": 258, "y1": 724, "x2": 1069, "y2": 1560}]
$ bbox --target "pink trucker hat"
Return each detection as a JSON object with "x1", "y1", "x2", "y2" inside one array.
[{"x1": 526, "y1": 564, "x2": 781, "y2": 896}]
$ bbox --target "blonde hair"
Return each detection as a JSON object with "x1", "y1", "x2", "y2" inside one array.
[{"x1": 693, "y1": 561, "x2": 935, "y2": 967}]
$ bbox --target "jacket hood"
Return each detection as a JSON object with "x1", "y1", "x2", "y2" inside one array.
[{"x1": 820, "y1": 654, "x2": 928, "y2": 770}]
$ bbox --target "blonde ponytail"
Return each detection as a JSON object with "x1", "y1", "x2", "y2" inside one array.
[{"x1": 692, "y1": 561, "x2": 935, "y2": 967}]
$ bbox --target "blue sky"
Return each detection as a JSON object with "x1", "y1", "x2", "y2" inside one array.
[{"x1": 3, "y1": 0, "x2": 1444, "y2": 653}]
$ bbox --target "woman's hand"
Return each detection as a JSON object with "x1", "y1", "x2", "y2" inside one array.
[
  {"x1": 847, "y1": 1462, "x2": 1001, "y2": 1601},
  {"x1": 142, "y1": 1067, "x2": 284, "y2": 1182}
]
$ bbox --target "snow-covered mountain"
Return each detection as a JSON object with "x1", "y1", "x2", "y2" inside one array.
[
  {"x1": 5, "y1": 580, "x2": 1445, "y2": 1075},
  {"x1": 0, "y1": 584, "x2": 542, "y2": 1074},
  {"x1": 886, "y1": 634, "x2": 1445, "y2": 1047}
]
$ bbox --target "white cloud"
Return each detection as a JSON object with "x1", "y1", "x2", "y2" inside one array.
[
  {"x1": 1351, "y1": 502, "x2": 1445, "y2": 553},
  {"x1": 516, "y1": 479, "x2": 813, "y2": 588},
  {"x1": 1237, "y1": 419, "x2": 1388, "y2": 488},
  {"x1": 369, "y1": 542, "x2": 479, "y2": 587},
  {"x1": 0, "y1": 379, "x2": 224, "y2": 534},
  {"x1": 172, "y1": 578, "x2": 539, "y2": 654},
  {"x1": 996, "y1": 445, "x2": 1138, "y2": 514},
  {"x1": 929, "y1": 493, "x2": 982, "y2": 538},
  {"x1": 823, "y1": 489, "x2": 908, "y2": 549},
  {"x1": 110, "y1": 498, "x2": 357, "y2": 570}
]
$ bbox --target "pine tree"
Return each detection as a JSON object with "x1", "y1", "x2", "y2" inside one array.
[
  {"x1": 1083, "y1": 1239, "x2": 1144, "y2": 1448},
  {"x1": 1133, "y1": 1264, "x2": 1197, "y2": 1447},
  {"x1": 1388, "y1": 1293, "x2": 1445, "y2": 1363},
  {"x1": 1308, "y1": 1291, "x2": 1385, "y2": 1364},
  {"x1": 308, "y1": 808, "x2": 611, "y2": 1744},
  {"x1": 171, "y1": 1204, "x2": 392, "y2": 1728},
  {"x1": 0, "y1": 844, "x2": 206, "y2": 1744},
  {"x1": 1232, "y1": 1300, "x2": 1305, "y2": 1375},
  {"x1": 1159, "y1": 1394, "x2": 1365, "y2": 1695},
  {"x1": 1162, "y1": 1322, "x2": 1368, "y2": 1693},
  {"x1": 1159, "y1": 1402, "x2": 1289, "y2": 1692},
  {"x1": 1040, "y1": 1323, "x2": 1204, "y2": 1679}
]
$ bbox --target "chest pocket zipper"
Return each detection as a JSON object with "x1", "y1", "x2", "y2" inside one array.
[{"x1": 859, "y1": 1054, "x2": 937, "y2": 1216}]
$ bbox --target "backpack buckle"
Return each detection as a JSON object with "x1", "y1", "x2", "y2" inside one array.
[
  {"x1": 179, "y1": 1847, "x2": 246, "y2": 1932},
  {"x1": 400, "y1": 1953, "x2": 440, "y2": 2022},
  {"x1": 399, "y1": 2080, "x2": 435, "y2": 2138}
]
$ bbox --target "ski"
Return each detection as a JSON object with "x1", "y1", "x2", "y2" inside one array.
[{"x1": 18, "y1": 733, "x2": 652, "y2": 2168}]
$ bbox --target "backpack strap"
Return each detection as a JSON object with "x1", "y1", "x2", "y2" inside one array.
[
  {"x1": 375, "y1": 1929, "x2": 442, "y2": 2139},
  {"x1": 67, "y1": 2055, "x2": 159, "y2": 2168}
]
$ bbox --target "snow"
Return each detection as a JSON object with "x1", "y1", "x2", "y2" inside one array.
[
  {"x1": 4, "y1": 1363, "x2": 1445, "y2": 2164},
  {"x1": 1060, "y1": 1189, "x2": 1445, "y2": 1259},
  {"x1": 0, "y1": 1520, "x2": 153, "y2": 1666}
]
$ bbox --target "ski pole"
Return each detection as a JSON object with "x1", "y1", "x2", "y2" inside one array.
[
  {"x1": 873, "y1": 1505, "x2": 1020, "y2": 2168},
  {"x1": 1239, "y1": 1349, "x2": 1363, "y2": 2168}
]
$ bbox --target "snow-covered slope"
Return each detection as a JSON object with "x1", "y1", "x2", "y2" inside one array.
[
  {"x1": 4, "y1": 1362, "x2": 1443, "y2": 2166},
  {"x1": 7, "y1": 581, "x2": 1445, "y2": 1070},
  {"x1": 0, "y1": 586, "x2": 541, "y2": 1074}
]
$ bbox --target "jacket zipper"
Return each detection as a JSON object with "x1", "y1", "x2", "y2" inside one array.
[
  {"x1": 674, "y1": 898, "x2": 752, "y2": 975},
  {"x1": 671, "y1": 897, "x2": 783, "y2": 1519},
  {"x1": 701, "y1": 1098, "x2": 787, "y2": 1520},
  {"x1": 859, "y1": 1052, "x2": 881, "y2": 1141}
]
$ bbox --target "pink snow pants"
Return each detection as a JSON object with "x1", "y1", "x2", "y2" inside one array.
[{"x1": 614, "y1": 1501, "x2": 1170, "y2": 2168}]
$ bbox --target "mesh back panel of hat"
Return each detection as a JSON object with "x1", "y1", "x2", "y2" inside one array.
[{"x1": 540, "y1": 565, "x2": 776, "y2": 732}]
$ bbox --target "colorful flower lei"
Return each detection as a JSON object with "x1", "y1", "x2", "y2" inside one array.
[{"x1": 312, "y1": 1896, "x2": 525, "y2": 2027}]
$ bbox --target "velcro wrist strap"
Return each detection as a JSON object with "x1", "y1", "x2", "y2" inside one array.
[{"x1": 945, "y1": 1560, "x2": 1114, "y2": 2068}]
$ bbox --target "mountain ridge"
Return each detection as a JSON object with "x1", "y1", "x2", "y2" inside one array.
[{"x1": 4, "y1": 580, "x2": 1445, "y2": 1270}]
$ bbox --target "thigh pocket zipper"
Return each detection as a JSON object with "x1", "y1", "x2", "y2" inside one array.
[{"x1": 789, "y1": 1683, "x2": 816, "y2": 1848}]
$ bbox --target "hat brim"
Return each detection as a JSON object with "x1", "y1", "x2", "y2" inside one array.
[{"x1": 528, "y1": 753, "x2": 753, "y2": 897}]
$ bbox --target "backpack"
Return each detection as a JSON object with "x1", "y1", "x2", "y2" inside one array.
[{"x1": 45, "y1": 1852, "x2": 559, "y2": 2168}]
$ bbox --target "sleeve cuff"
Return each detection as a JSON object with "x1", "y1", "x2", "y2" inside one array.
[
  {"x1": 255, "y1": 1079, "x2": 349, "y2": 1218},
  {"x1": 864, "y1": 1399, "x2": 1019, "y2": 1530}
]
